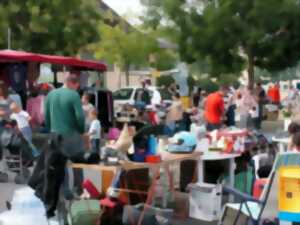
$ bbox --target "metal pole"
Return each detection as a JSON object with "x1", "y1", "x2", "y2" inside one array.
[{"x1": 7, "y1": 27, "x2": 11, "y2": 49}]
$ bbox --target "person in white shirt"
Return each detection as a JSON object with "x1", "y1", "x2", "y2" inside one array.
[
  {"x1": 236, "y1": 87, "x2": 257, "y2": 129},
  {"x1": 10, "y1": 102, "x2": 39, "y2": 157},
  {"x1": 250, "y1": 105, "x2": 260, "y2": 130},
  {"x1": 88, "y1": 109, "x2": 101, "y2": 153},
  {"x1": 285, "y1": 85, "x2": 299, "y2": 115}
]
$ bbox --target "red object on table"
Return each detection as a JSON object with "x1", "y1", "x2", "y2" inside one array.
[
  {"x1": 82, "y1": 179, "x2": 101, "y2": 199},
  {"x1": 223, "y1": 138, "x2": 234, "y2": 154},
  {"x1": 145, "y1": 155, "x2": 161, "y2": 163}
]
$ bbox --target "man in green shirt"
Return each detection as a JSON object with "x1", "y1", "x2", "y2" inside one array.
[
  {"x1": 44, "y1": 73, "x2": 85, "y2": 157},
  {"x1": 45, "y1": 76, "x2": 85, "y2": 136},
  {"x1": 40, "y1": 73, "x2": 86, "y2": 218}
]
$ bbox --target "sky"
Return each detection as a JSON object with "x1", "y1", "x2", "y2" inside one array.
[{"x1": 103, "y1": 0, "x2": 144, "y2": 24}]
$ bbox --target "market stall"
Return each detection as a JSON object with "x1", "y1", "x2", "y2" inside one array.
[{"x1": 0, "y1": 49, "x2": 114, "y2": 129}]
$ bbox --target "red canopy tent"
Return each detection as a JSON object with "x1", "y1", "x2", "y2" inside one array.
[{"x1": 0, "y1": 49, "x2": 107, "y2": 72}]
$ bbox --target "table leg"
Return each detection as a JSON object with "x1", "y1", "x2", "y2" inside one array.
[
  {"x1": 137, "y1": 167, "x2": 160, "y2": 225},
  {"x1": 229, "y1": 158, "x2": 236, "y2": 202},
  {"x1": 198, "y1": 159, "x2": 204, "y2": 183},
  {"x1": 279, "y1": 143, "x2": 285, "y2": 153}
]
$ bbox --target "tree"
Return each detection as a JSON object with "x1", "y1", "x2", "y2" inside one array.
[
  {"x1": 141, "y1": 0, "x2": 300, "y2": 88},
  {"x1": 150, "y1": 49, "x2": 177, "y2": 71},
  {"x1": 156, "y1": 75, "x2": 175, "y2": 87},
  {"x1": 0, "y1": 0, "x2": 101, "y2": 55},
  {"x1": 91, "y1": 23, "x2": 174, "y2": 85}
]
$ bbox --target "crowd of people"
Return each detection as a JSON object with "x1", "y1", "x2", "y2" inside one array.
[
  {"x1": 191, "y1": 82, "x2": 299, "y2": 132},
  {"x1": 111, "y1": 80, "x2": 300, "y2": 142},
  {"x1": 0, "y1": 75, "x2": 102, "y2": 159},
  {"x1": 1, "y1": 70, "x2": 300, "y2": 219}
]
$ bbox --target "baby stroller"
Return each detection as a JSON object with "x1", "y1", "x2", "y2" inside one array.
[{"x1": 0, "y1": 121, "x2": 34, "y2": 184}]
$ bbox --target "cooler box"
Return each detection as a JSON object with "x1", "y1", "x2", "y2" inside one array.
[
  {"x1": 265, "y1": 104, "x2": 279, "y2": 121},
  {"x1": 278, "y1": 166, "x2": 300, "y2": 222},
  {"x1": 188, "y1": 183, "x2": 222, "y2": 221},
  {"x1": 267, "y1": 111, "x2": 279, "y2": 121}
]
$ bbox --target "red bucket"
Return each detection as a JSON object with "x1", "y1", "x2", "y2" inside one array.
[{"x1": 145, "y1": 155, "x2": 161, "y2": 163}]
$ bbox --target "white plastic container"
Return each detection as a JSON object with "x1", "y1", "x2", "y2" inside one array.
[{"x1": 188, "y1": 182, "x2": 222, "y2": 221}]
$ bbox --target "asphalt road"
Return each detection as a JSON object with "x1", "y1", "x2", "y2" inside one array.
[{"x1": 0, "y1": 182, "x2": 24, "y2": 212}]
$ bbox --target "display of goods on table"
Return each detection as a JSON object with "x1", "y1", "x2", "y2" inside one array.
[{"x1": 207, "y1": 129, "x2": 249, "y2": 154}]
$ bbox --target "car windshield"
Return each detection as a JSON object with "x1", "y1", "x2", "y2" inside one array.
[{"x1": 113, "y1": 88, "x2": 133, "y2": 100}]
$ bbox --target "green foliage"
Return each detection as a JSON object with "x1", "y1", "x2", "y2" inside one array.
[
  {"x1": 150, "y1": 49, "x2": 177, "y2": 71},
  {"x1": 141, "y1": 0, "x2": 300, "y2": 86},
  {"x1": 282, "y1": 110, "x2": 292, "y2": 118},
  {"x1": 198, "y1": 79, "x2": 219, "y2": 93},
  {"x1": 91, "y1": 22, "x2": 177, "y2": 85},
  {"x1": 156, "y1": 75, "x2": 175, "y2": 87},
  {"x1": 92, "y1": 23, "x2": 157, "y2": 70},
  {"x1": 0, "y1": 0, "x2": 101, "y2": 55},
  {"x1": 218, "y1": 74, "x2": 240, "y2": 87}
]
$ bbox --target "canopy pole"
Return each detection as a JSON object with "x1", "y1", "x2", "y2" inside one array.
[{"x1": 7, "y1": 28, "x2": 11, "y2": 49}]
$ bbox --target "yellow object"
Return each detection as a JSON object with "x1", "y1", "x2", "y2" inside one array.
[
  {"x1": 279, "y1": 166, "x2": 300, "y2": 213},
  {"x1": 181, "y1": 96, "x2": 191, "y2": 110}
]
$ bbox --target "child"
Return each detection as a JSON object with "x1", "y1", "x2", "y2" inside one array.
[
  {"x1": 10, "y1": 102, "x2": 39, "y2": 157},
  {"x1": 88, "y1": 109, "x2": 101, "y2": 153},
  {"x1": 82, "y1": 93, "x2": 95, "y2": 131},
  {"x1": 82, "y1": 93, "x2": 94, "y2": 117}
]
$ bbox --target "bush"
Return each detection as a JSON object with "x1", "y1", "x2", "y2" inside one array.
[
  {"x1": 156, "y1": 75, "x2": 175, "y2": 87},
  {"x1": 193, "y1": 78, "x2": 218, "y2": 93}
]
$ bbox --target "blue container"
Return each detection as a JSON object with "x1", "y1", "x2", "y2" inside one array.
[
  {"x1": 148, "y1": 135, "x2": 157, "y2": 155},
  {"x1": 133, "y1": 148, "x2": 147, "y2": 162}
]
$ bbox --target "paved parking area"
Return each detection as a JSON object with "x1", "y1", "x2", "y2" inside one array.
[{"x1": 0, "y1": 182, "x2": 24, "y2": 212}]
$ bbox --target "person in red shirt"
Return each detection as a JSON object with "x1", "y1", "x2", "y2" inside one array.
[
  {"x1": 267, "y1": 84, "x2": 274, "y2": 101},
  {"x1": 273, "y1": 82, "x2": 281, "y2": 104},
  {"x1": 267, "y1": 83, "x2": 281, "y2": 104},
  {"x1": 204, "y1": 87, "x2": 226, "y2": 131}
]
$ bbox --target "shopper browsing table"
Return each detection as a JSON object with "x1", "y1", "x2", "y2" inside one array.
[
  {"x1": 29, "y1": 73, "x2": 86, "y2": 218},
  {"x1": 204, "y1": 87, "x2": 226, "y2": 131}
]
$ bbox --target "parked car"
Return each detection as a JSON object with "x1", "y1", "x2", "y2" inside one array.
[{"x1": 113, "y1": 86, "x2": 172, "y2": 111}]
